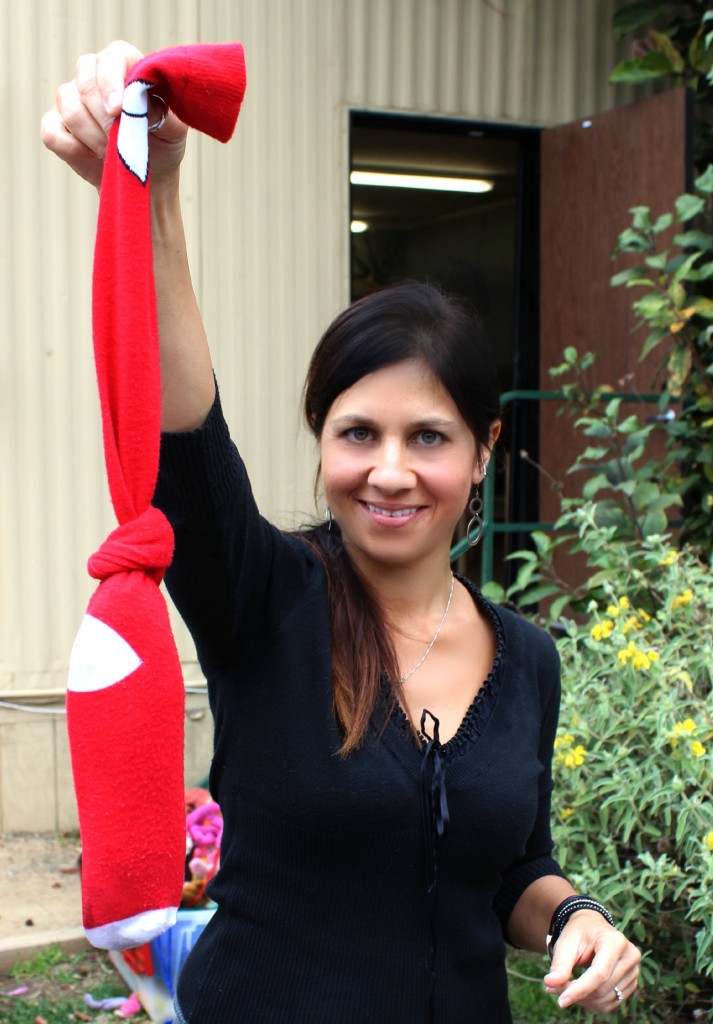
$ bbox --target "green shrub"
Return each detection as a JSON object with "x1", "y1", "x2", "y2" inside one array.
[
  {"x1": 505, "y1": 520, "x2": 713, "y2": 1021},
  {"x1": 518, "y1": 519, "x2": 713, "y2": 1022},
  {"x1": 612, "y1": 164, "x2": 713, "y2": 554}
]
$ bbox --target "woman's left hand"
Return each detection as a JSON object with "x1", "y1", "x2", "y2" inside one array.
[{"x1": 543, "y1": 909, "x2": 641, "y2": 1013}]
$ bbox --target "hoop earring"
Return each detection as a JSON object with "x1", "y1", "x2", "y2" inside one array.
[{"x1": 466, "y1": 490, "x2": 484, "y2": 548}]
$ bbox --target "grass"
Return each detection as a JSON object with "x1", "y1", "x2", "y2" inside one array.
[
  {"x1": 0, "y1": 944, "x2": 151, "y2": 1024},
  {"x1": 508, "y1": 948, "x2": 562, "y2": 1022}
]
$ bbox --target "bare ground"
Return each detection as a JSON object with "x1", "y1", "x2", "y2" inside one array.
[{"x1": 0, "y1": 832, "x2": 83, "y2": 939}]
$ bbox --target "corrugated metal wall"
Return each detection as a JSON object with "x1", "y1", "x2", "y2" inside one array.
[{"x1": 1, "y1": 0, "x2": 637, "y2": 833}]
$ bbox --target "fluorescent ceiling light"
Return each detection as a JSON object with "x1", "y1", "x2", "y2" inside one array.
[
  {"x1": 350, "y1": 170, "x2": 493, "y2": 194},
  {"x1": 350, "y1": 219, "x2": 369, "y2": 233}
]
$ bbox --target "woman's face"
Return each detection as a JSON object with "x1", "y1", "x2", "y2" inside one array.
[{"x1": 319, "y1": 358, "x2": 497, "y2": 574}]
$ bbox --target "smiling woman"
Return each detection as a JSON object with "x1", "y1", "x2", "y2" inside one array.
[{"x1": 300, "y1": 283, "x2": 501, "y2": 751}]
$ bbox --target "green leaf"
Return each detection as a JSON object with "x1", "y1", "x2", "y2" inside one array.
[
  {"x1": 581, "y1": 446, "x2": 610, "y2": 461},
  {"x1": 652, "y1": 212, "x2": 674, "y2": 234},
  {"x1": 592, "y1": 503, "x2": 629, "y2": 529},
  {"x1": 609, "y1": 51, "x2": 673, "y2": 84},
  {"x1": 694, "y1": 165, "x2": 713, "y2": 194},
  {"x1": 640, "y1": 327, "x2": 670, "y2": 360},
  {"x1": 639, "y1": 508, "x2": 668, "y2": 536},
  {"x1": 633, "y1": 293, "x2": 670, "y2": 317},
  {"x1": 582, "y1": 474, "x2": 610, "y2": 500},
  {"x1": 519, "y1": 583, "x2": 562, "y2": 605},
  {"x1": 610, "y1": 265, "x2": 649, "y2": 287},
  {"x1": 617, "y1": 227, "x2": 653, "y2": 253},
  {"x1": 689, "y1": 297, "x2": 713, "y2": 319},
  {"x1": 604, "y1": 398, "x2": 622, "y2": 420},
  {"x1": 667, "y1": 345, "x2": 693, "y2": 397},
  {"x1": 631, "y1": 481, "x2": 661, "y2": 510},
  {"x1": 669, "y1": 280, "x2": 686, "y2": 308},
  {"x1": 649, "y1": 30, "x2": 685, "y2": 74},
  {"x1": 611, "y1": 2, "x2": 673, "y2": 40},
  {"x1": 644, "y1": 251, "x2": 669, "y2": 271},
  {"x1": 480, "y1": 580, "x2": 505, "y2": 603},
  {"x1": 630, "y1": 205, "x2": 652, "y2": 230},
  {"x1": 675, "y1": 193, "x2": 706, "y2": 223},
  {"x1": 673, "y1": 229, "x2": 713, "y2": 252},
  {"x1": 671, "y1": 250, "x2": 703, "y2": 284},
  {"x1": 689, "y1": 28, "x2": 713, "y2": 76},
  {"x1": 549, "y1": 594, "x2": 570, "y2": 622}
]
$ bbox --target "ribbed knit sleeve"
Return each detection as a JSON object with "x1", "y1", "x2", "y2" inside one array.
[
  {"x1": 492, "y1": 621, "x2": 568, "y2": 938},
  {"x1": 153, "y1": 389, "x2": 312, "y2": 675}
]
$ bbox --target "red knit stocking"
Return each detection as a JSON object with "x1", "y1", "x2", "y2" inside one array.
[{"x1": 66, "y1": 43, "x2": 246, "y2": 950}]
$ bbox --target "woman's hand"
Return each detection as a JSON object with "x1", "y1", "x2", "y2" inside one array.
[
  {"x1": 41, "y1": 39, "x2": 188, "y2": 191},
  {"x1": 543, "y1": 909, "x2": 641, "y2": 1013}
]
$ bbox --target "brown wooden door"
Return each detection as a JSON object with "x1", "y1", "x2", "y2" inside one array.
[{"x1": 538, "y1": 89, "x2": 690, "y2": 585}]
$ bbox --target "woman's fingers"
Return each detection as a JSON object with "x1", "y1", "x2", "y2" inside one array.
[
  {"x1": 93, "y1": 39, "x2": 145, "y2": 115},
  {"x1": 41, "y1": 41, "x2": 146, "y2": 188},
  {"x1": 40, "y1": 103, "x2": 105, "y2": 188}
]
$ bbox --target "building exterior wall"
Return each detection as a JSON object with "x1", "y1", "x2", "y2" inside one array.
[{"x1": 1, "y1": 0, "x2": 638, "y2": 832}]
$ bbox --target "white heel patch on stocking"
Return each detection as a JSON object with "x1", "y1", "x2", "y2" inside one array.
[
  {"x1": 85, "y1": 906, "x2": 178, "y2": 951},
  {"x1": 68, "y1": 614, "x2": 142, "y2": 692}
]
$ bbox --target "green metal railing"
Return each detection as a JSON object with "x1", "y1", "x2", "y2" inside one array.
[{"x1": 450, "y1": 388, "x2": 663, "y2": 584}]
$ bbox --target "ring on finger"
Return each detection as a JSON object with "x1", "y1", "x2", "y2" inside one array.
[
  {"x1": 613, "y1": 985, "x2": 624, "y2": 1003},
  {"x1": 148, "y1": 94, "x2": 168, "y2": 133}
]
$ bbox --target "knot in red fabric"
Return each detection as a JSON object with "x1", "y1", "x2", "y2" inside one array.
[{"x1": 88, "y1": 505, "x2": 175, "y2": 585}]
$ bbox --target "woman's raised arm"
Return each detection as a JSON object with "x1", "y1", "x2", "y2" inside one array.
[{"x1": 41, "y1": 40, "x2": 216, "y2": 431}]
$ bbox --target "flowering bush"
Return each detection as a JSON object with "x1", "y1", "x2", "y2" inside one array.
[{"x1": 547, "y1": 525, "x2": 713, "y2": 1022}]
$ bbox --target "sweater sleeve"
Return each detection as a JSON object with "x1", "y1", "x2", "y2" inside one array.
[
  {"x1": 153, "y1": 388, "x2": 310, "y2": 675},
  {"x1": 492, "y1": 626, "x2": 567, "y2": 938}
]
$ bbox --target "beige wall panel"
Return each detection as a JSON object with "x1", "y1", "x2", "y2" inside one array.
[
  {"x1": 343, "y1": 0, "x2": 637, "y2": 123},
  {"x1": 0, "y1": 714, "x2": 58, "y2": 832},
  {"x1": 183, "y1": 692, "x2": 215, "y2": 790},
  {"x1": 54, "y1": 716, "x2": 80, "y2": 833},
  {"x1": 3, "y1": 0, "x2": 640, "y2": 833}
]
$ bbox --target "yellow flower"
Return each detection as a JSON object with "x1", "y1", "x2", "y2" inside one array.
[
  {"x1": 591, "y1": 619, "x2": 614, "y2": 641},
  {"x1": 619, "y1": 642, "x2": 659, "y2": 671},
  {"x1": 554, "y1": 734, "x2": 587, "y2": 770},
  {"x1": 554, "y1": 734, "x2": 575, "y2": 749},
  {"x1": 704, "y1": 831, "x2": 713, "y2": 851},
  {"x1": 560, "y1": 808, "x2": 575, "y2": 821},
  {"x1": 606, "y1": 597, "x2": 629, "y2": 618},
  {"x1": 659, "y1": 551, "x2": 677, "y2": 566},
  {"x1": 670, "y1": 588, "x2": 694, "y2": 611},
  {"x1": 563, "y1": 746, "x2": 588, "y2": 769},
  {"x1": 618, "y1": 641, "x2": 637, "y2": 665},
  {"x1": 675, "y1": 719, "x2": 697, "y2": 735},
  {"x1": 621, "y1": 615, "x2": 643, "y2": 635},
  {"x1": 691, "y1": 741, "x2": 706, "y2": 758},
  {"x1": 670, "y1": 719, "x2": 698, "y2": 747},
  {"x1": 638, "y1": 608, "x2": 651, "y2": 623}
]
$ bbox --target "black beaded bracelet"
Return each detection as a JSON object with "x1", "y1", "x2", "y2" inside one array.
[{"x1": 546, "y1": 895, "x2": 615, "y2": 960}]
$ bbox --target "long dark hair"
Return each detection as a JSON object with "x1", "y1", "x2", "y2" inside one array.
[{"x1": 301, "y1": 282, "x2": 500, "y2": 752}]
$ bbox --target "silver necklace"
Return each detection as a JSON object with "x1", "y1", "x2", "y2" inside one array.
[{"x1": 399, "y1": 573, "x2": 455, "y2": 683}]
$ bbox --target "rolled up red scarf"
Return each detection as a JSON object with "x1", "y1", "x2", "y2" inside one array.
[{"x1": 66, "y1": 43, "x2": 246, "y2": 950}]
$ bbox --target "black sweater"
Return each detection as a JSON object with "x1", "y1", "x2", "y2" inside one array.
[{"x1": 154, "y1": 395, "x2": 566, "y2": 1023}]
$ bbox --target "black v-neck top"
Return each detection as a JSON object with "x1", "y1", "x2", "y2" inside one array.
[{"x1": 154, "y1": 393, "x2": 566, "y2": 1024}]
